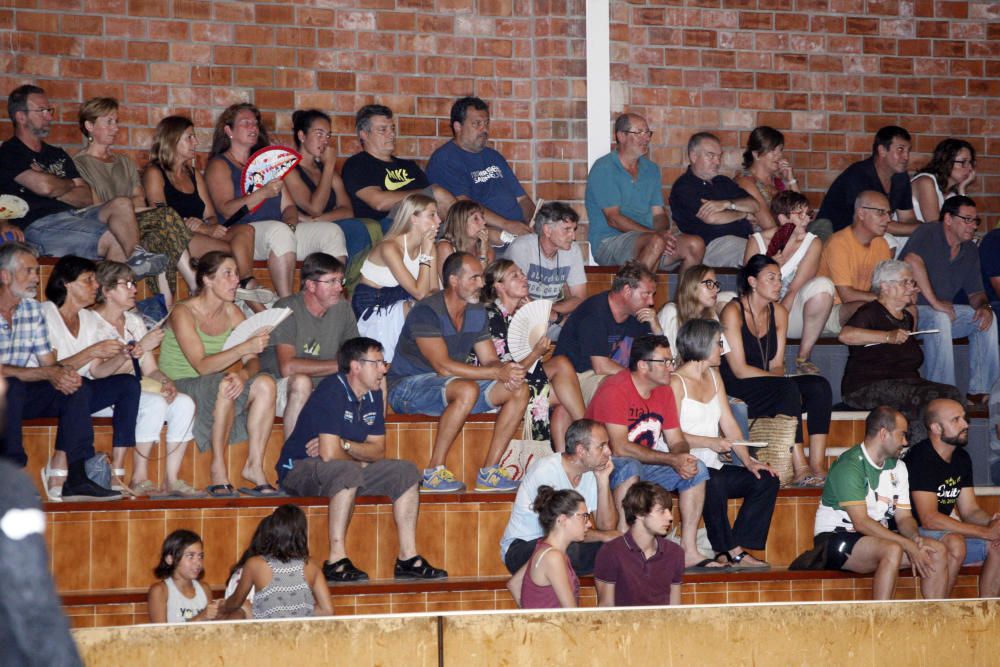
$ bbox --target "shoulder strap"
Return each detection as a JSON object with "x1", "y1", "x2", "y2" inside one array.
[
  {"x1": 676, "y1": 373, "x2": 689, "y2": 398},
  {"x1": 533, "y1": 547, "x2": 554, "y2": 569}
]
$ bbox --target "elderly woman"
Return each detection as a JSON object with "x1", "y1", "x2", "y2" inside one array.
[
  {"x1": 839, "y1": 259, "x2": 963, "y2": 444},
  {"x1": 671, "y1": 318, "x2": 778, "y2": 568},
  {"x1": 478, "y1": 259, "x2": 585, "y2": 452},
  {"x1": 735, "y1": 126, "x2": 800, "y2": 233},
  {"x1": 911, "y1": 139, "x2": 977, "y2": 223}
]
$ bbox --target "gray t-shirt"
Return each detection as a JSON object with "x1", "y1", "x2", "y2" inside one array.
[
  {"x1": 900, "y1": 222, "x2": 984, "y2": 305},
  {"x1": 259, "y1": 292, "x2": 359, "y2": 384},
  {"x1": 506, "y1": 233, "x2": 586, "y2": 302}
]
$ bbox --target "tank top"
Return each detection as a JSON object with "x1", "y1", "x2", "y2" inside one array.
[
  {"x1": 676, "y1": 373, "x2": 724, "y2": 470},
  {"x1": 159, "y1": 320, "x2": 232, "y2": 380},
  {"x1": 359, "y1": 241, "x2": 419, "y2": 288},
  {"x1": 151, "y1": 162, "x2": 206, "y2": 219},
  {"x1": 252, "y1": 557, "x2": 316, "y2": 619},
  {"x1": 164, "y1": 577, "x2": 208, "y2": 623},
  {"x1": 750, "y1": 231, "x2": 817, "y2": 299},
  {"x1": 520, "y1": 542, "x2": 579, "y2": 610},
  {"x1": 294, "y1": 164, "x2": 338, "y2": 214},
  {"x1": 721, "y1": 301, "x2": 776, "y2": 386},
  {"x1": 213, "y1": 154, "x2": 283, "y2": 223},
  {"x1": 910, "y1": 172, "x2": 944, "y2": 223}
]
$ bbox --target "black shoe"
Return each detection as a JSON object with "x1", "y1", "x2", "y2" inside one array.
[
  {"x1": 323, "y1": 558, "x2": 369, "y2": 583},
  {"x1": 61, "y1": 461, "x2": 122, "y2": 502},
  {"x1": 394, "y1": 555, "x2": 447, "y2": 580}
]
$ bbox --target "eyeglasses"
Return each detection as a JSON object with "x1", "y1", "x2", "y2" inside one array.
[
  {"x1": 27, "y1": 107, "x2": 55, "y2": 115},
  {"x1": 717, "y1": 338, "x2": 725, "y2": 348},
  {"x1": 700, "y1": 279, "x2": 721, "y2": 290},
  {"x1": 952, "y1": 159, "x2": 976, "y2": 167},
  {"x1": 643, "y1": 357, "x2": 676, "y2": 367},
  {"x1": 359, "y1": 358, "x2": 388, "y2": 368},
  {"x1": 623, "y1": 129, "x2": 654, "y2": 138},
  {"x1": 570, "y1": 511, "x2": 592, "y2": 523},
  {"x1": 951, "y1": 213, "x2": 981, "y2": 226},
  {"x1": 115, "y1": 280, "x2": 136, "y2": 289},
  {"x1": 889, "y1": 279, "x2": 918, "y2": 288},
  {"x1": 861, "y1": 206, "x2": 891, "y2": 217},
  {"x1": 310, "y1": 277, "x2": 346, "y2": 286}
]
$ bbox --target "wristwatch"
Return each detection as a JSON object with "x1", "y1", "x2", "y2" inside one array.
[{"x1": 341, "y1": 440, "x2": 352, "y2": 453}]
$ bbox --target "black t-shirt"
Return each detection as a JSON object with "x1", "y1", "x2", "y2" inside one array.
[
  {"x1": 817, "y1": 157, "x2": 913, "y2": 232},
  {"x1": 841, "y1": 300, "x2": 922, "y2": 398},
  {"x1": 668, "y1": 167, "x2": 753, "y2": 243},
  {"x1": 905, "y1": 438, "x2": 973, "y2": 525},
  {"x1": 554, "y1": 291, "x2": 651, "y2": 373},
  {"x1": 341, "y1": 151, "x2": 430, "y2": 221},
  {"x1": 0, "y1": 137, "x2": 79, "y2": 228}
]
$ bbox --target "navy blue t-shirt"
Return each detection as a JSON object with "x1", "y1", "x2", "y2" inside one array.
[
  {"x1": 276, "y1": 373, "x2": 384, "y2": 483},
  {"x1": 668, "y1": 167, "x2": 753, "y2": 243},
  {"x1": 554, "y1": 291, "x2": 651, "y2": 373},
  {"x1": 817, "y1": 157, "x2": 913, "y2": 232}
]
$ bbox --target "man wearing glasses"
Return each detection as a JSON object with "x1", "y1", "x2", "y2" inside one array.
[
  {"x1": 901, "y1": 196, "x2": 998, "y2": 404},
  {"x1": 668, "y1": 132, "x2": 759, "y2": 268},
  {"x1": 277, "y1": 335, "x2": 447, "y2": 583},
  {"x1": 586, "y1": 113, "x2": 705, "y2": 272},
  {"x1": 585, "y1": 334, "x2": 719, "y2": 571},
  {"x1": 0, "y1": 85, "x2": 166, "y2": 277},
  {"x1": 259, "y1": 253, "x2": 358, "y2": 438}
]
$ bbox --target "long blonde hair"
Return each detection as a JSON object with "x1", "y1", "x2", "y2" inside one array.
[
  {"x1": 675, "y1": 264, "x2": 717, "y2": 325},
  {"x1": 384, "y1": 193, "x2": 436, "y2": 241},
  {"x1": 149, "y1": 115, "x2": 194, "y2": 173}
]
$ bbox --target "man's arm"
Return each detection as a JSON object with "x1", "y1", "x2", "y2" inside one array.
[
  {"x1": 593, "y1": 459, "x2": 618, "y2": 532},
  {"x1": 13, "y1": 170, "x2": 92, "y2": 208},
  {"x1": 275, "y1": 343, "x2": 339, "y2": 378},
  {"x1": 695, "y1": 197, "x2": 759, "y2": 225},
  {"x1": 601, "y1": 206, "x2": 657, "y2": 234},
  {"x1": 552, "y1": 284, "x2": 585, "y2": 316},
  {"x1": 604, "y1": 423, "x2": 692, "y2": 470},
  {"x1": 887, "y1": 217, "x2": 919, "y2": 236},
  {"x1": 595, "y1": 580, "x2": 616, "y2": 607},
  {"x1": 459, "y1": 196, "x2": 531, "y2": 236},
  {"x1": 517, "y1": 194, "x2": 535, "y2": 227},
  {"x1": 354, "y1": 185, "x2": 412, "y2": 216},
  {"x1": 318, "y1": 432, "x2": 386, "y2": 463},
  {"x1": 589, "y1": 355, "x2": 626, "y2": 376},
  {"x1": 415, "y1": 335, "x2": 517, "y2": 382},
  {"x1": 912, "y1": 490, "x2": 999, "y2": 540}
]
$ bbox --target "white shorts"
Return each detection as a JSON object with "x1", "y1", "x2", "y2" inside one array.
[
  {"x1": 93, "y1": 390, "x2": 195, "y2": 444},
  {"x1": 250, "y1": 220, "x2": 347, "y2": 260},
  {"x1": 786, "y1": 276, "x2": 841, "y2": 338}
]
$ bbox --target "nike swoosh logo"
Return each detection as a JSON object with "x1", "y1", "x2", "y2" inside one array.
[{"x1": 384, "y1": 174, "x2": 415, "y2": 191}]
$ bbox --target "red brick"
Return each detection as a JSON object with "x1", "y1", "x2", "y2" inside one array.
[
  {"x1": 39, "y1": 36, "x2": 83, "y2": 57},
  {"x1": 810, "y1": 15, "x2": 844, "y2": 33},
  {"x1": 190, "y1": 66, "x2": 231, "y2": 86},
  {"x1": 84, "y1": 38, "x2": 125, "y2": 59},
  {"x1": 125, "y1": 83, "x2": 167, "y2": 104},
  {"x1": 298, "y1": 8, "x2": 334, "y2": 26},
  {"x1": 149, "y1": 63, "x2": 189, "y2": 84},
  {"x1": 147, "y1": 20, "x2": 188, "y2": 41},
  {"x1": 479, "y1": 0, "x2": 512, "y2": 16},
  {"x1": 846, "y1": 17, "x2": 878, "y2": 34},
  {"x1": 61, "y1": 58, "x2": 102, "y2": 79},
  {"x1": 683, "y1": 29, "x2": 716, "y2": 48},
  {"x1": 863, "y1": 37, "x2": 896, "y2": 55},
  {"x1": 774, "y1": 93, "x2": 809, "y2": 110},
  {"x1": 916, "y1": 97, "x2": 950, "y2": 115},
  {"x1": 171, "y1": 42, "x2": 212, "y2": 63},
  {"x1": 933, "y1": 40, "x2": 966, "y2": 58},
  {"x1": 934, "y1": 1, "x2": 967, "y2": 18},
  {"x1": 104, "y1": 17, "x2": 146, "y2": 38},
  {"x1": 104, "y1": 60, "x2": 146, "y2": 81},
  {"x1": 214, "y1": 1, "x2": 254, "y2": 22},
  {"x1": 898, "y1": 39, "x2": 931, "y2": 56},
  {"x1": 17, "y1": 11, "x2": 60, "y2": 32},
  {"x1": 254, "y1": 89, "x2": 295, "y2": 110},
  {"x1": 127, "y1": 40, "x2": 167, "y2": 61},
  {"x1": 256, "y1": 4, "x2": 293, "y2": 24},
  {"x1": 127, "y1": 0, "x2": 167, "y2": 16},
  {"x1": 757, "y1": 112, "x2": 791, "y2": 130},
  {"x1": 968, "y1": 79, "x2": 1000, "y2": 97},
  {"x1": 174, "y1": 0, "x2": 211, "y2": 20},
  {"x1": 916, "y1": 20, "x2": 948, "y2": 38},
  {"x1": 256, "y1": 47, "x2": 297, "y2": 68},
  {"x1": 755, "y1": 72, "x2": 790, "y2": 90},
  {"x1": 214, "y1": 46, "x2": 253, "y2": 65},
  {"x1": 275, "y1": 27, "x2": 315, "y2": 47},
  {"x1": 932, "y1": 77, "x2": 966, "y2": 95},
  {"x1": 898, "y1": 77, "x2": 932, "y2": 95},
  {"x1": 234, "y1": 26, "x2": 273, "y2": 45},
  {"x1": 62, "y1": 14, "x2": 102, "y2": 34},
  {"x1": 234, "y1": 68, "x2": 274, "y2": 87},
  {"x1": 739, "y1": 12, "x2": 773, "y2": 30},
  {"x1": 721, "y1": 71, "x2": 755, "y2": 89},
  {"x1": 15, "y1": 54, "x2": 60, "y2": 78},
  {"x1": 881, "y1": 96, "x2": 914, "y2": 113}
]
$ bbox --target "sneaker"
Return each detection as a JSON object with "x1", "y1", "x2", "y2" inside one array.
[
  {"x1": 126, "y1": 246, "x2": 169, "y2": 279},
  {"x1": 420, "y1": 466, "x2": 465, "y2": 493},
  {"x1": 475, "y1": 465, "x2": 519, "y2": 492},
  {"x1": 394, "y1": 555, "x2": 447, "y2": 580},
  {"x1": 61, "y1": 477, "x2": 123, "y2": 502},
  {"x1": 236, "y1": 286, "x2": 276, "y2": 304}
]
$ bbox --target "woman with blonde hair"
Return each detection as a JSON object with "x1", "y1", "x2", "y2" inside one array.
[
  {"x1": 657, "y1": 264, "x2": 734, "y2": 352},
  {"x1": 435, "y1": 200, "x2": 493, "y2": 276},
  {"x1": 351, "y1": 192, "x2": 441, "y2": 362}
]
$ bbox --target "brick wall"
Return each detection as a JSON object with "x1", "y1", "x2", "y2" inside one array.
[{"x1": 1, "y1": 1, "x2": 997, "y2": 228}]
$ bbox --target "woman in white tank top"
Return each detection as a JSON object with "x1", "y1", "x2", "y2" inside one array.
[{"x1": 670, "y1": 318, "x2": 778, "y2": 569}]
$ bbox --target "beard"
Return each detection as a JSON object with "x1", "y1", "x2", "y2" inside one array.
[{"x1": 941, "y1": 430, "x2": 969, "y2": 447}]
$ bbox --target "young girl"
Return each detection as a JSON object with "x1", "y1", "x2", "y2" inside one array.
[
  {"x1": 519, "y1": 486, "x2": 589, "y2": 610},
  {"x1": 221, "y1": 504, "x2": 333, "y2": 619},
  {"x1": 147, "y1": 530, "x2": 219, "y2": 623}
]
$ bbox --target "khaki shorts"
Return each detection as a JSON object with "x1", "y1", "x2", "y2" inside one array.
[{"x1": 577, "y1": 370, "x2": 612, "y2": 405}]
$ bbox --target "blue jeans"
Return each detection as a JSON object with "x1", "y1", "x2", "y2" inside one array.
[
  {"x1": 635, "y1": 458, "x2": 710, "y2": 492},
  {"x1": 24, "y1": 206, "x2": 105, "y2": 259},
  {"x1": 388, "y1": 373, "x2": 497, "y2": 416},
  {"x1": 917, "y1": 304, "x2": 1000, "y2": 394}
]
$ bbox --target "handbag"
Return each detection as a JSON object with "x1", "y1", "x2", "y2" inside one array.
[
  {"x1": 499, "y1": 411, "x2": 555, "y2": 481},
  {"x1": 748, "y1": 414, "x2": 797, "y2": 487}
]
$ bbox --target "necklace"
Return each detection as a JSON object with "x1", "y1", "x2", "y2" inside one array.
[{"x1": 742, "y1": 296, "x2": 771, "y2": 371}]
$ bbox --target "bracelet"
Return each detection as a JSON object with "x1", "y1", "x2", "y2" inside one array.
[
  {"x1": 786, "y1": 178, "x2": 798, "y2": 185},
  {"x1": 885, "y1": 332, "x2": 891, "y2": 343},
  {"x1": 419, "y1": 261, "x2": 432, "y2": 268},
  {"x1": 416, "y1": 253, "x2": 433, "y2": 264}
]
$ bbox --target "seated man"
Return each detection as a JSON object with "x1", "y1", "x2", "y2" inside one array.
[
  {"x1": 817, "y1": 125, "x2": 917, "y2": 241},
  {"x1": 0, "y1": 242, "x2": 118, "y2": 499},
  {"x1": 809, "y1": 406, "x2": 951, "y2": 600},
  {"x1": 341, "y1": 104, "x2": 454, "y2": 231},
  {"x1": 908, "y1": 399, "x2": 1000, "y2": 597},
  {"x1": 501, "y1": 418, "x2": 639, "y2": 603},
  {"x1": 817, "y1": 191, "x2": 894, "y2": 329},
  {"x1": 668, "y1": 132, "x2": 759, "y2": 268},
  {"x1": 594, "y1": 481, "x2": 684, "y2": 607},
  {"x1": 0, "y1": 85, "x2": 165, "y2": 276},
  {"x1": 259, "y1": 253, "x2": 358, "y2": 438},
  {"x1": 387, "y1": 251, "x2": 530, "y2": 493},
  {"x1": 427, "y1": 95, "x2": 534, "y2": 243},
  {"x1": 585, "y1": 113, "x2": 704, "y2": 272},
  {"x1": 276, "y1": 336, "x2": 446, "y2": 582},
  {"x1": 553, "y1": 261, "x2": 662, "y2": 405},
  {"x1": 506, "y1": 201, "x2": 587, "y2": 335},
  {"x1": 901, "y1": 195, "x2": 998, "y2": 403},
  {"x1": 585, "y1": 334, "x2": 718, "y2": 571}
]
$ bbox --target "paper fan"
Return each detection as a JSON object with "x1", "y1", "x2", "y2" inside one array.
[
  {"x1": 0, "y1": 195, "x2": 28, "y2": 220},
  {"x1": 241, "y1": 146, "x2": 302, "y2": 212},
  {"x1": 222, "y1": 307, "x2": 293, "y2": 351},
  {"x1": 507, "y1": 300, "x2": 553, "y2": 371}
]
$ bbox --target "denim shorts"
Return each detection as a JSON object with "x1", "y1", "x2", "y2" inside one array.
[
  {"x1": 24, "y1": 205, "x2": 104, "y2": 259},
  {"x1": 388, "y1": 373, "x2": 497, "y2": 416},
  {"x1": 920, "y1": 528, "x2": 990, "y2": 565},
  {"x1": 636, "y1": 458, "x2": 710, "y2": 492}
]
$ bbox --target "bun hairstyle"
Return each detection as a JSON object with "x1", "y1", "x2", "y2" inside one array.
[
  {"x1": 738, "y1": 253, "x2": 779, "y2": 296},
  {"x1": 532, "y1": 485, "x2": 585, "y2": 535}
]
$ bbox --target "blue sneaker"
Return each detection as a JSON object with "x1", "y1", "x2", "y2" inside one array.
[
  {"x1": 421, "y1": 466, "x2": 465, "y2": 493},
  {"x1": 475, "y1": 465, "x2": 519, "y2": 492}
]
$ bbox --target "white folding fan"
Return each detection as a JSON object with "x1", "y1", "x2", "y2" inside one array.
[
  {"x1": 222, "y1": 307, "x2": 293, "y2": 351},
  {"x1": 507, "y1": 300, "x2": 553, "y2": 373}
]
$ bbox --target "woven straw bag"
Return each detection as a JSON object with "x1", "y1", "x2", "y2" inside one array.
[{"x1": 748, "y1": 415, "x2": 797, "y2": 487}]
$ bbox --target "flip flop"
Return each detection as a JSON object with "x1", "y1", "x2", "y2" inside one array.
[
  {"x1": 238, "y1": 484, "x2": 285, "y2": 497},
  {"x1": 685, "y1": 558, "x2": 730, "y2": 574},
  {"x1": 718, "y1": 550, "x2": 771, "y2": 570},
  {"x1": 206, "y1": 484, "x2": 239, "y2": 498}
]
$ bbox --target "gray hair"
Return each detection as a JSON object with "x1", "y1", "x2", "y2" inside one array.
[
  {"x1": 565, "y1": 418, "x2": 601, "y2": 456},
  {"x1": 0, "y1": 241, "x2": 36, "y2": 279},
  {"x1": 871, "y1": 259, "x2": 911, "y2": 294},
  {"x1": 533, "y1": 201, "x2": 579, "y2": 235},
  {"x1": 687, "y1": 131, "x2": 720, "y2": 157},
  {"x1": 675, "y1": 318, "x2": 723, "y2": 364}
]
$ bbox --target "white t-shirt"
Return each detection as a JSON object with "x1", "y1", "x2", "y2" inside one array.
[
  {"x1": 499, "y1": 453, "x2": 597, "y2": 558},
  {"x1": 506, "y1": 233, "x2": 586, "y2": 302},
  {"x1": 40, "y1": 301, "x2": 104, "y2": 376}
]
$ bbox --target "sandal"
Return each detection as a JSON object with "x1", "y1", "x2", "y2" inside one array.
[
  {"x1": 323, "y1": 557, "x2": 369, "y2": 583},
  {"x1": 111, "y1": 468, "x2": 137, "y2": 497},
  {"x1": 41, "y1": 462, "x2": 67, "y2": 502},
  {"x1": 717, "y1": 550, "x2": 770, "y2": 570},
  {"x1": 394, "y1": 555, "x2": 448, "y2": 580},
  {"x1": 794, "y1": 357, "x2": 821, "y2": 375},
  {"x1": 791, "y1": 475, "x2": 826, "y2": 488},
  {"x1": 131, "y1": 480, "x2": 158, "y2": 496}
]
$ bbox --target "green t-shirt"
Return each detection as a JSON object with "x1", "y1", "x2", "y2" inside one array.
[{"x1": 814, "y1": 443, "x2": 911, "y2": 535}]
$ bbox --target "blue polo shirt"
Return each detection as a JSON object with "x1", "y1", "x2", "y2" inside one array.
[
  {"x1": 585, "y1": 152, "x2": 664, "y2": 250},
  {"x1": 276, "y1": 373, "x2": 384, "y2": 482}
]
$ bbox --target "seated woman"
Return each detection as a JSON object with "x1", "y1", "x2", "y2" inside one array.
[
  {"x1": 284, "y1": 109, "x2": 371, "y2": 262},
  {"x1": 158, "y1": 252, "x2": 279, "y2": 497},
  {"x1": 435, "y1": 200, "x2": 494, "y2": 278},
  {"x1": 352, "y1": 193, "x2": 439, "y2": 362},
  {"x1": 734, "y1": 126, "x2": 801, "y2": 234},
  {"x1": 911, "y1": 138, "x2": 977, "y2": 223},
  {"x1": 479, "y1": 259, "x2": 585, "y2": 452},
  {"x1": 205, "y1": 103, "x2": 347, "y2": 298},
  {"x1": 839, "y1": 259, "x2": 962, "y2": 444},
  {"x1": 142, "y1": 115, "x2": 265, "y2": 305},
  {"x1": 671, "y1": 318, "x2": 778, "y2": 568},
  {"x1": 73, "y1": 97, "x2": 189, "y2": 301},
  {"x1": 39, "y1": 256, "x2": 141, "y2": 499},
  {"x1": 720, "y1": 254, "x2": 833, "y2": 486},
  {"x1": 91, "y1": 261, "x2": 201, "y2": 497},
  {"x1": 742, "y1": 191, "x2": 836, "y2": 375},
  {"x1": 516, "y1": 486, "x2": 587, "y2": 609}
]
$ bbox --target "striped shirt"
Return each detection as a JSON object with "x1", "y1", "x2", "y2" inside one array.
[{"x1": 0, "y1": 298, "x2": 52, "y2": 367}]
